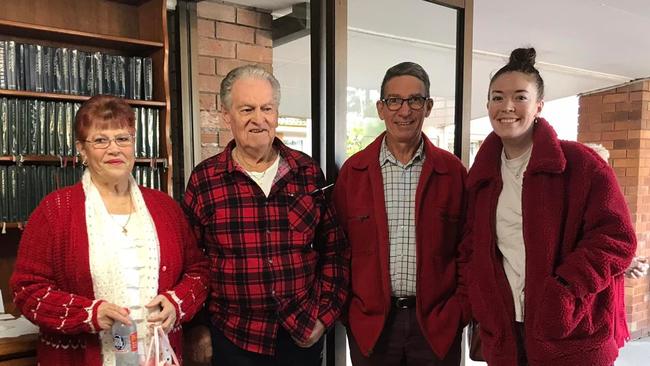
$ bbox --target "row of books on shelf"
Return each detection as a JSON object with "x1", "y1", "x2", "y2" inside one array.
[
  {"x1": 0, "y1": 40, "x2": 153, "y2": 100},
  {"x1": 0, "y1": 165, "x2": 162, "y2": 223},
  {"x1": 0, "y1": 97, "x2": 161, "y2": 158}
]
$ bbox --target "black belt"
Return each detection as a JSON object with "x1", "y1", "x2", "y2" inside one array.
[{"x1": 391, "y1": 296, "x2": 416, "y2": 309}]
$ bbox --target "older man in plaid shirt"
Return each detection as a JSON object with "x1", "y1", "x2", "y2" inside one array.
[{"x1": 182, "y1": 65, "x2": 349, "y2": 366}]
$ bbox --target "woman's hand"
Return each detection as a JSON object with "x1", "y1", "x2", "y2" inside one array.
[
  {"x1": 145, "y1": 294, "x2": 177, "y2": 333},
  {"x1": 97, "y1": 302, "x2": 131, "y2": 331}
]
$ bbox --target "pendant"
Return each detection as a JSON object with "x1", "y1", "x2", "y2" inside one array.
[{"x1": 122, "y1": 227, "x2": 128, "y2": 234}]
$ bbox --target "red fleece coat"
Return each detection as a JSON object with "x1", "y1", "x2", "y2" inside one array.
[
  {"x1": 333, "y1": 133, "x2": 470, "y2": 360},
  {"x1": 464, "y1": 119, "x2": 636, "y2": 366},
  {"x1": 11, "y1": 183, "x2": 209, "y2": 366}
]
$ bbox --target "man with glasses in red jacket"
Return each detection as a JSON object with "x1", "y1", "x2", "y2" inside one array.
[{"x1": 333, "y1": 62, "x2": 469, "y2": 366}]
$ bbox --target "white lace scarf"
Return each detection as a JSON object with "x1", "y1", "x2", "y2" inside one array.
[{"x1": 82, "y1": 171, "x2": 160, "y2": 365}]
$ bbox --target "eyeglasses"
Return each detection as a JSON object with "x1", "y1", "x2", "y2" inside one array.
[
  {"x1": 381, "y1": 96, "x2": 430, "y2": 111},
  {"x1": 84, "y1": 134, "x2": 135, "y2": 149}
]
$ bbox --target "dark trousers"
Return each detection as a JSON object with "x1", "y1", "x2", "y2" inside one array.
[
  {"x1": 515, "y1": 322, "x2": 528, "y2": 366},
  {"x1": 210, "y1": 325, "x2": 324, "y2": 366},
  {"x1": 348, "y1": 307, "x2": 462, "y2": 366}
]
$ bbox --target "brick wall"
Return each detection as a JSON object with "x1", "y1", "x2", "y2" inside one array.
[
  {"x1": 196, "y1": 1, "x2": 273, "y2": 160},
  {"x1": 578, "y1": 79, "x2": 650, "y2": 339}
]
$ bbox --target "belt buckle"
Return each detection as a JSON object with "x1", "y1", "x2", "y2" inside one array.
[{"x1": 395, "y1": 297, "x2": 410, "y2": 309}]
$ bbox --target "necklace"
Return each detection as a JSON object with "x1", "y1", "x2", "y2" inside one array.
[{"x1": 111, "y1": 197, "x2": 133, "y2": 234}]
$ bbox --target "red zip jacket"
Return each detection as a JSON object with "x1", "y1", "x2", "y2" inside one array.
[
  {"x1": 333, "y1": 133, "x2": 470, "y2": 360},
  {"x1": 464, "y1": 118, "x2": 635, "y2": 366}
]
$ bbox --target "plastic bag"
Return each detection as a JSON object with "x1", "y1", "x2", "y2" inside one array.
[{"x1": 144, "y1": 325, "x2": 180, "y2": 366}]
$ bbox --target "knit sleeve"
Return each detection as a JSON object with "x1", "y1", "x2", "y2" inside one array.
[
  {"x1": 163, "y1": 204, "x2": 209, "y2": 325},
  {"x1": 10, "y1": 201, "x2": 101, "y2": 334}
]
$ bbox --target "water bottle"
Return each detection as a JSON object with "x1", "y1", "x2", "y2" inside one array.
[{"x1": 112, "y1": 315, "x2": 139, "y2": 366}]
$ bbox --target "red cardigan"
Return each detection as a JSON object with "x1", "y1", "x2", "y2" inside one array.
[
  {"x1": 10, "y1": 183, "x2": 209, "y2": 366},
  {"x1": 333, "y1": 133, "x2": 470, "y2": 359},
  {"x1": 464, "y1": 119, "x2": 636, "y2": 366}
]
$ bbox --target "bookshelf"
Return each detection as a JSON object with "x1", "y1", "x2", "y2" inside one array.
[{"x1": 0, "y1": 1, "x2": 172, "y2": 359}]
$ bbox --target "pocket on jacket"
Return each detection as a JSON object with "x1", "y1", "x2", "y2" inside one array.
[
  {"x1": 288, "y1": 194, "x2": 320, "y2": 234},
  {"x1": 533, "y1": 276, "x2": 609, "y2": 340},
  {"x1": 347, "y1": 212, "x2": 376, "y2": 255}
]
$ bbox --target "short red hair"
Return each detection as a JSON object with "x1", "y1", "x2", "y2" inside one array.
[{"x1": 75, "y1": 95, "x2": 135, "y2": 141}]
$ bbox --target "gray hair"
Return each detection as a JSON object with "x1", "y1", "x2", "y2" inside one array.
[
  {"x1": 380, "y1": 62, "x2": 430, "y2": 99},
  {"x1": 584, "y1": 143, "x2": 610, "y2": 161},
  {"x1": 220, "y1": 65, "x2": 281, "y2": 110}
]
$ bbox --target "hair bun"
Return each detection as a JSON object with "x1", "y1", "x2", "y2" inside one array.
[{"x1": 508, "y1": 48, "x2": 537, "y2": 69}]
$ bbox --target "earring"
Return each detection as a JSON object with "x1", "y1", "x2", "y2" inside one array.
[{"x1": 81, "y1": 157, "x2": 88, "y2": 166}]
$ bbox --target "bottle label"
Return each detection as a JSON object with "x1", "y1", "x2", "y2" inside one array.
[
  {"x1": 113, "y1": 335, "x2": 127, "y2": 352},
  {"x1": 113, "y1": 333, "x2": 138, "y2": 353}
]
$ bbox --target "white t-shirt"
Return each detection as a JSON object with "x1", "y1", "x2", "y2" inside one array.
[
  {"x1": 245, "y1": 154, "x2": 280, "y2": 196},
  {"x1": 496, "y1": 145, "x2": 532, "y2": 322}
]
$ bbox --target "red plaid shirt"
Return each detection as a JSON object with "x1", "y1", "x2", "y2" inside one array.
[{"x1": 182, "y1": 139, "x2": 349, "y2": 355}]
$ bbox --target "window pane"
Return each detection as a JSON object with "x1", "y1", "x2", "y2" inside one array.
[{"x1": 346, "y1": 0, "x2": 458, "y2": 158}]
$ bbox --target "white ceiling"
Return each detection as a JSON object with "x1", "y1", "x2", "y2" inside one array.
[{"x1": 223, "y1": 0, "x2": 650, "y2": 120}]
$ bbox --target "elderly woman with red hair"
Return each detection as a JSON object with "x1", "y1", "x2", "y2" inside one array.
[{"x1": 11, "y1": 95, "x2": 209, "y2": 365}]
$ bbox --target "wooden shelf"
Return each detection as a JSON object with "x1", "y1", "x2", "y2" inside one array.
[
  {"x1": 1, "y1": 222, "x2": 25, "y2": 230},
  {"x1": 0, "y1": 19, "x2": 163, "y2": 53},
  {"x1": 0, "y1": 333, "x2": 38, "y2": 360},
  {"x1": 0, "y1": 89, "x2": 166, "y2": 107}
]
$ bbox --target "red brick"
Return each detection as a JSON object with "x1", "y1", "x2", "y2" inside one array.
[
  {"x1": 198, "y1": 18, "x2": 215, "y2": 38},
  {"x1": 216, "y1": 58, "x2": 250, "y2": 76},
  {"x1": 218, "y1": 128, "x2": 234, "y2": 146},
  {"x1": 631, "y1": 91, "x2": 650, "y2": 101},
  {"x1": 255, "y1": 29, "x2": 273, "y2": 47},
  {"x1": 578, "y1": 112, "x2": 602, "y2": 124},
  {"x1": 237, "y1": 43, "x2": 272, "y2": 63},
  {"x1": 580, "y1": 95, "x2": 602, "y2": 107},
  {"x1": 199, "y1": 75, "x2": 222, "y2": 93},
  {"x1": 201, "y1": 133, "x2": 218, "y2": 144},
  {"x1": 609, "y1": 149, "x2": 626, "y2": 159},
  {"x1": 198, "y1": 56, "x2": 216, "y2": 75},
  {"x1": 614, "y1": 120, "x2": 642, "y2": 130},
  {"x1": 603, "y1": 111, "x2": 629, "y2": 122},
  {"x1": 577, "y1": 131, "x2": 602, "y2": 141},
  {"x1": 198, "y1": 37, "x2": 236, "y2": 58},
  {"x1": 603, "y1": 93, "x2": 628, "y2": 104},
  {"x1": 588, "y1": 122, "x2": 614, "y2": 132},
  {"x1": 602, "y1": 131, "x2": 628, "y2": 140},
  {"x1": 630, "y1": 82, "x2": 646, "y2": 92},
  {"x1": 613, "y1": 158, "x2": 639, "y2": 168},
  {"x1": 198, "y1": 2, "x2": 236, "y2": 22},
  {"x1": 216, "y1": 21, "x2": 255, "y2": 43},
  {"x1": 199, "y1": 93, "x2": 217, "y2": 111},
  {"x1": 236, "y1": 8, "x2": 272, "y2": 29}
]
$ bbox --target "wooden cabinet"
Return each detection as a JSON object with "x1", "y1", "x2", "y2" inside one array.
[{"x1": 0, "y1": 0, "x2": 172, "y2": 361}]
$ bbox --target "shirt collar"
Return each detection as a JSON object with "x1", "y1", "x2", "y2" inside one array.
[{"x1": 379, "y1": 136, "x2": 425, "y2": 168}]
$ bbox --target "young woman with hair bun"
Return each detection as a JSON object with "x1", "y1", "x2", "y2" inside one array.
[{"x1": 462, "y1": 47, "x2": 636, "y2": 366}]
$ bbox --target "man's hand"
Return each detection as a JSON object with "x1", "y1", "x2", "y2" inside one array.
[
  {"x1": 626, "y1": 256, "x2": 649, "y2": 279},
  {"x1": 293, "y1": 319, "x2": 325, "y2": 348},
  {"x1": 185, "y1": 325, "x2": 213, "y2": 364},
  {"x1": 146, "y1": 295, "x2": 177, "y2": 333},
  {"x1": 96, "y1": 302, "x2": 131, "y2": 331}
]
